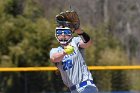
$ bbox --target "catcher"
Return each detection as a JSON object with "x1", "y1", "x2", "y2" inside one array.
[{"x1": 50, "y1": 10, "x2": 98, "y2": 93}]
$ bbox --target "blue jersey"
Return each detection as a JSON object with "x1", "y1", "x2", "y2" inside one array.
[{"x1": 50, "y1": 37, "x2": 93, "y2": 87}]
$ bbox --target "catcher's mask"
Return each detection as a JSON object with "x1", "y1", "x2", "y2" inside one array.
[{"x1": 55, "y1": 27, "x2": 73, "y2": 45}]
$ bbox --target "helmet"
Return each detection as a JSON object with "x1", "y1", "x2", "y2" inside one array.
[{"x1": 55, "y1": 27, "x2": 73, "y2": 45}]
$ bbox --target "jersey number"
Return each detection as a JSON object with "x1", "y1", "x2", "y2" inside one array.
[{"x1": 62, "y1": 59, "x2": 73, "y2": 71}]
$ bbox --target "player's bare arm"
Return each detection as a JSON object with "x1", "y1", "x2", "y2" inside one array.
[
  {"x1": 50, "y1": 51, "x2": 66, "y2": 63},
  {"x1": 75, "y1": 28, "x2": 92, "y2": 48}
]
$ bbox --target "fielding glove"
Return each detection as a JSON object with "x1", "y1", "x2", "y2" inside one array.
[
  {"x1": 64, "y1": 45, "x2": 74, "y2": 55},
  {"x1": 56, "y1": 10, "x2": 80, "y2": 32}
]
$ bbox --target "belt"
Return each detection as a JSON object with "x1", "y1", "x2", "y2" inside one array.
[{"x1": 70, "y1": 80, "x2": 94, "y2": 91}]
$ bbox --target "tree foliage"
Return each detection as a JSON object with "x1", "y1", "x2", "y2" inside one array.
[{"x1": 0, "y1": 0, "x2": 58, "y2": 93}]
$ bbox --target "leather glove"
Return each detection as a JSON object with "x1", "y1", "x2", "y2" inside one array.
[{"x1": 56, "y1": 10, "x2": 80, "y2": 32}]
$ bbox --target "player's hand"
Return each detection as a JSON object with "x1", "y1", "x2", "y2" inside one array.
[{"x1": 64, "y1": 45, "x2": 74, "y2": 55}]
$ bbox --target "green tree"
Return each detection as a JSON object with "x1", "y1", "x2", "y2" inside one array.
[{"x1": 0, "y1": 0, "x2": 57, "y2": 93}]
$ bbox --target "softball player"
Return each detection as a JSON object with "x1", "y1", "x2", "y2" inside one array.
[{"x1": 50, "y1": 26, "x2": 98, "y2": 93}]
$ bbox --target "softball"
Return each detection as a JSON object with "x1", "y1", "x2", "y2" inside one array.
[{"x1": 64, "y1": 45, "x2": 74, "y2": 54}]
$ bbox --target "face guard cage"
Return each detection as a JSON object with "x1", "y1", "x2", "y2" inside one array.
[{"x1": 55, "y1": 27, "x2": 73, "y2": 45}]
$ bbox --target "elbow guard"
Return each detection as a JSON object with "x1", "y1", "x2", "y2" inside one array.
[{"x1": 78, "y1": 32, "x2": 90, "y2": 43}]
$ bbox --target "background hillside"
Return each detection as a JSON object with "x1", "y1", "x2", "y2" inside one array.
[{"x1": 39, "y1": 0, "x2": 140, "y2": 63}]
